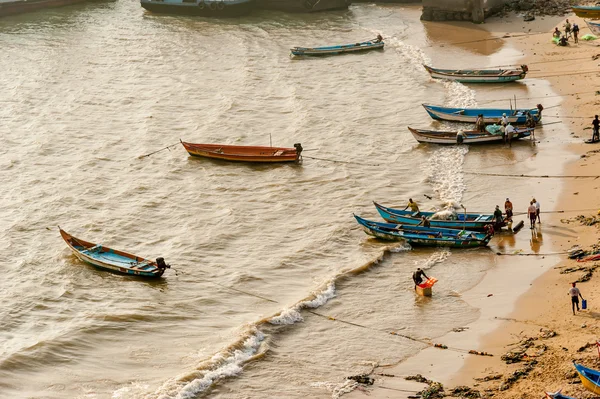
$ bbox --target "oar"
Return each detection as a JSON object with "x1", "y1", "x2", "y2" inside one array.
[{"x1": 138, "y1": 142, "x2": 181, "y2": 159}]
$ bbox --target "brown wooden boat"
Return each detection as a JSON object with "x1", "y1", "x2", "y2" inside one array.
[{"x1": 180, "y1": 140, "x2": 303, "y2": 163}]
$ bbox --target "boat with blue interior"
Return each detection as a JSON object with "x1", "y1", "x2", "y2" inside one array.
[
  {"x1": 545, "y1": 390, "x2": 576, "y2": 399},
  {"x1": 408, "y1": 126, "x2": 533, "y2": 145},
  {"x1": 59, "y1": 227, "x2": 170, "y2": 277},
  {"x1": 353, "y1": 214, "x2": 492, "y2": 248},
  {"x1": 291, "y1": 36, "x2": 384, "y2": 56},
  {"x1": 573, "y1": 5, "x2": 600, "y2": 18},
  {"x1": 422, "y1": 104, "x2": 543, "y2": 125},
  {"x1": 140, "y1": 0, "x2": 254, "y2": 17},
  {"x1": 373, "y1": 202, "x2": 505, "y2": 231},
  {"x1": 574, "y1": 362, "x2": 600, "y2": 394}
]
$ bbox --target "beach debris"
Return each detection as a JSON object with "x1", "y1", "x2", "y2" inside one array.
[
  {"x1": 487, "y1": 294, "x2": 493, "y2": 297},
  {"x1": 523, "y1": 13, "x2": 535, "y2": 21},
  {"x1": 474, "y1": 374, "x2": 502, "y2": 382},
  {"x1": 578, "y1": 342, "x2": 596, "y2": 352},
  {"x1": 450, "y1": 386, "x2": 481, "y2": 398},
  {"x1": 346, "y1": 374, "x2": 374, "y2": 385},
  {"x1": 434, "y1": 343, "x2": 448, "y2": 349},
  {"x1": 421, "y1": 382, "x2": 445, "y2": 399},
  {"x1": 501, "y1": 348, "x2": 528, "y2": 364},
  {"x1": 406, "y1": 374, "x2": 431, "y2": 384},
  {"x1": 581, "y1": 323, "x2": 587, "y2": 328},
  {"x1": 452, "y1": 327, "x2": 469, "y2": 333},
  {"x1": 469, "y1": 350, "x2": 493, "y2": 357},
  {"x1": 498, "y1": 360, "x2": 537, "y2": 390},
  {"x1": 539, "y1": 328, "x2": 557, "y2": 339},
  {"x1": 576, "y1": 268, "x2": 594, "y2": 283}
]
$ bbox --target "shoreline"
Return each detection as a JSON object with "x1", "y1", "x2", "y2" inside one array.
[{"x1": 347, "y1": 12, "x2": 600, "y2": 399}]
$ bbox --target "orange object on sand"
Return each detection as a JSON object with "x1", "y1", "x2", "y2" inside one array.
[{"x1": 418, "y1": 277, "x2": 438, "y2": 289}]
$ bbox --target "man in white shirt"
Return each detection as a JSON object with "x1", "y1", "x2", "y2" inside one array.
[
  {"x1": 569, "y1": 282, "x2": 584, "y2": 315},
  {"x1": 500, "y1": 113, "x2": 509, "y2": 127},
  {"x1": 533, "y1": 198, "x2": 540, "y2": 223},
  {"x1": 505, "y1": 123, "x2": 516, "y2": 147},
  {"x1": 528, "y1": 201, "x2": 536, "y2": 229}
]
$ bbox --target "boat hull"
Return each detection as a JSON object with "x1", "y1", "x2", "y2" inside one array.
[
  {"x1": 256, "y1": 0, "x2": 349, "y2": 12},
  {"x1": 586, "y1": 20, "x2": 600, "y2": 35},
  {"x1": 574, "y1": 363, "x2": 600, "y2": 395},
  {"x1": 59, "y1": 228, "x2": 166, "y2": 277},
  {"x1": 181, "y1": 141, "x2": 302, "y2": 163},
  {"x1": 573, "y1": 6, "x2": 600, "y2": 18},
  {"x1": 422, "y1": 104, "x2": 541, "y2": 125},
  {"x1": 409, "y1": 127, "x2": 532, "y2": 145},
  {"x1": 0, "y1": 0, "x2": 89, "y2": 17},
  {"x1": 140, "y1": 0, "x2": 254, "y2": 16},
  {"x1": 424, "y1": 65, "x2": 527, "y2": 83},
  {"x1": 373, "y1": 202, "x2": 504, "y2": 231},
  {"x1": 291, "y1": 41, "x2": 384, "y2": 56},
  {"x1": 354, "y1": 215, "x2": 492, "y2": 248}
]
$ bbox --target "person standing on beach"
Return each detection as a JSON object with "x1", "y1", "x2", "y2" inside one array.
[
  {"x1": 569, "y1": 282, "x2": 584, "y2": 315},
  {"x1": 504, "y1": 198, "x2": 513, "y2": 219},
  {"x1": 494, "y1": 205, "x2": 503, "y2": 224},
  {"x1": 592, "y1": 115, "x2": 600, "y2": 143},
  {"x1": 505, "y1": 123, "x2": 516, "y2": 147},
  {"x1": 533, "y1": 198, "x2": 541, "y2": 223},
  {"x1": 573, "y1": 23, "x2": 580, "y2": 44},
  {"x1": 528, "y1": 201, "x2": 536, "y2": 229},
  {"x1": 564, "y1": 19, "x2": 572, "y2": 38},
  {"x1": 500, "y1": 113, "x2": 508, "y2": 127},
  {"x1": 404, "y1": 198, "x2": 420, "y2": 214}
]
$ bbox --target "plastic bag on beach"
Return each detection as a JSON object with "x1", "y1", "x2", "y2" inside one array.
[{"x1": 582, "y1": 34, "x2": 598, "y2": 41}]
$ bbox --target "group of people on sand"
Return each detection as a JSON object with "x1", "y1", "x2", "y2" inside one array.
[{"x1": 553, "y1": 19, "x2": 580, "y2": 45}]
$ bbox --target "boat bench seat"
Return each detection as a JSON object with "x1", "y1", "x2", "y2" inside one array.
[
  {"x1": 475, "y1": 215, "x2": 492, "y2": 222},
  {"x1": 273, "y1": 150, "x2": 284, "y2": 156},
  {"x1": 82, "y1": 245, "x2": 102, "y2": 254},
  {"x1": 412, "y1": 212, "x2": 420, "y2": 217}
]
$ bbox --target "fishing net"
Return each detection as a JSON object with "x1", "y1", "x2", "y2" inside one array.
[
  {"x1": 582, "y1": 34, "x2": 598, "y2": 41},
  {"x1": 485, "y1": 124, "x2": 504, "y2": 135}
]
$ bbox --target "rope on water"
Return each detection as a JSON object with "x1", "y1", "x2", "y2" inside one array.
[
  {"x1": 211, "y1": 282, "x2": 279, "y2": 304},
  {"x1": 138, "y1": 142, "x2": 181, "y2": 159},
  {"x1": 476, "y1": 89, "x2": 600, "y2": 106},
  {"x1": 464, "y1": 171, "x2": 600, "y2": 179},
  {"x1": 302, "y1": 155, "x2": 380, "y2": 167},
  {"x1": 496, "y1": 251, "x2": 571, "y2": 256}
]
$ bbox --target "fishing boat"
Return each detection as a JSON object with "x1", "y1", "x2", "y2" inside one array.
[
  {"x1": 585, "y1": 20, "x2": 600, "y2": 35},
  {"x1": 574, "y1": 362, "x2": 600, "y2": 394},
  {"x1": 140, "y1": 0, "x2": 254, "y2": 17},
  {"x1": 59, "y1": 227, "x2": 170, "y2": 277},
  {"x1": 573, "y1": 5, "x2": 600, "y2": 18},
  {"x1": 373, "y1": 202, "x2": 505, "y2": 231},
  {"x1": 408, "y1": 126, "x2": 533, "y2": 145},
  {"x1": 353, "y1": 215, "x2": 492, "y2": 248},
  {"x1": 422, "y1": 104, "x2": 542, "y2": 125},
  {"x1": 180, "y1": 141, "x2": 303, "y2": 163},
  {"x1": 256, "y1": 0, "x2": 349, "y2": 12},
  {"x1": 545, "y1": 390, "x2": 576, "y2": 399},
  {"x1": 423, "y1": 65, "x2": 528, "y2": 83},
  {"x1": 290, "y1": 38, "x2": 384, "y2": 57}
]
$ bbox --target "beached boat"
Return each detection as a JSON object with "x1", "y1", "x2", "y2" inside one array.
[
  {"x1": 545, "y1": 390, "x2": 576, "y2": 399},
  {"x1": 408, "y1": 126, "x2": 533, "y2": 145},
  {"x1": 574, "y1": 362, "x2": 600, "y2": 394},
  {"x1": 423, "y1": 65, "x2": 528, "y2": 83},
  {"x1": 573, "y1": 5, "x2": 600, "y2": 18},
  {"x1": 257, "y1": 0, "x2": 349, "y2": 12},
  {"x1": 140, "y1": 0, "x2": 254, "y2": 17},
  {"x1": 585, "y1": 20, "x2": 600, "y2": 35},
  {"x1": 180, "y1": 141, "x2": 303, "y2": 163},
  {"x1": 373, "y1": 202, "x2": 505, "y2": 231},
  {"x1": 291, "y1": 38, "x2": 384, "y2": 56},
  {"x1": 353, "y1": 215, "x2": 492, "y2": 248},
  {"x1": 422, "y1": 104, "x2": 542, "y2": 125},
  {"x1": 59, "y1": 227, "x2": 170, "y2": 277}
]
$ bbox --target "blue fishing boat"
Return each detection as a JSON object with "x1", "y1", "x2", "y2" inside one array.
[
  {"x1": 574, "y1": 362, "x2": 600, "y2": 394},
  {"x1": 353, "y1": 215, "x2": 492, "y2": 248},
  {"x1": 423, "y1": 65, "x2": 528, "y2": 83},
  {"x1": 545, "y1": 390, "x2": 576, "y2": 399},
  {"x1": 422, "y1": 104, "x2": 542, "y2": 125},
  {"x1": 59, "y1": 227, "x2": 170, "y2": 277},
  {"x1": 573, "y1": 5, "x2": 600, "y2": 18},
  {"x1": 140, "y1": 0, "x2": 254, "y2": 17},
  {"x1": 373, "y1": 202, "x2": 505, "y2": 231},
  {"x1": 291, "y1": 37, "x2": 384, "y2": 56}
]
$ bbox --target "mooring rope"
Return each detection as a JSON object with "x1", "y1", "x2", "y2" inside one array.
[
  {"x1": 302, "y1": 155, "x2": 380, "y2": 167},
  {"x1": 464, "y1": 171, "x2": 600, "y2": 179}
]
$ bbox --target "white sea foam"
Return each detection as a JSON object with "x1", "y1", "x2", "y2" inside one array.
[
  {"x1": 311, "y1": 379, "x2": 359, "y2": 399},
  {"x1": 386, "y1": 36, "x2": 431, "y2": 74},
  {"x1": 424, "y1": 145, "x2": 469, "y2": 207},
  {"x1": 269, "y1": 281, "x2": 336, "y2": 325},
  {"x1": 151, "y1": 329, "x2": 265, "y2": 399},
  {"x1": 417, "y1": 248, "x2": 451, "y2": 270}
]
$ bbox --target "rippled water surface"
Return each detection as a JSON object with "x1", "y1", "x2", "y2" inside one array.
[{"x1": 0, "y1": 2, "x2": 568, "y2": 398}]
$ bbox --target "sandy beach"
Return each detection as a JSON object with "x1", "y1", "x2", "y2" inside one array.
[{"x1": 347, "y1": 11, "x2": 600, "y2": 399}]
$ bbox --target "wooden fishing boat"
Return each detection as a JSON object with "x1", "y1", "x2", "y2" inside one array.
[
  {"x1": 422, "y1": 104, "x2": 542, "y2": 125},
  {"x1": 545, "y1": 390, "x2": 576, "y2": 399},
  {"x1": 573, "y1": 5, "x2": 600, "y2": 18},
  {"x1": 290, "y1": 38, "x2": 384, "y2": 56},
  {"x1": 574, "y1": 362, "x2": 600, "y2": 394},
  {"x1": 353, "y1": 215, "x2": 492, "y2": 248},
  {"x1": 180, "y1": 141, "x2": 303, "y2": 163},
  {"x1": 59, "y1": 227, "x2": 170, "y2": 277},
  {"x1": 140, "y1": 0, "x2": 254, "y2": 17},
  {"x1": 423, "y1": 65, "x2": 528, "y2": 83},
  {"x1": 408, "y1": 126, "x2": 533, "y2": 145},
  {"x1": 585, "y1": 20, "x2": 600, "y2": 35},
  {"x1": 373, "y1": 202, "x2": 505, "y2": 231}
]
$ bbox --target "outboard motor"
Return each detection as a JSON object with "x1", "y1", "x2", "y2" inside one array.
[
  {"x1": 521, "y1": 64, "x2": 529, "y2": 72},
  {"x1": 156, "y1": 257, "x2": 171, "y2": 270}
]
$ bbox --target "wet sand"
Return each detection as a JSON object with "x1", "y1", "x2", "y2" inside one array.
[{"x1": 347, "y1": 12, "x2": 600, "y2": 399}]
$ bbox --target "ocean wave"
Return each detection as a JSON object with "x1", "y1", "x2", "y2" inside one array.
[{"x1": 269, "y1": 281, "x2": 336, "y2": 325}]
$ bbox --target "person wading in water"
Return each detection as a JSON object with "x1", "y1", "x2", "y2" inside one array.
[{"x1": 412, "y1": 268, "x2": 429, "y2": 290}]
